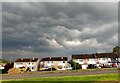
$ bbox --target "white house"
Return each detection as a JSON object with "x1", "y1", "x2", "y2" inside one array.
[
  {"x1": 72, "y1": 54, "x2": 96, "y2": 69},
  {"x1": 14, "y1": 58, "x2": 40, "y2": 71},
  {"x1": 95, "y1": 53, "x2": 115, "y2": 66},
  {"x1": 110, "y1": 52, "x2": 120, "y2": 67},
  {"x1": 72, "y1": 52, "x2": 119, "y2": 69},
  {"x1": 40, "y1": 57, "x2": 71, "y2": 70}
]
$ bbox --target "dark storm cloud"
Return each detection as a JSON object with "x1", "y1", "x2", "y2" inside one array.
[{"x1": 2, "y1": 2, "x2": 118, "y2": 60}]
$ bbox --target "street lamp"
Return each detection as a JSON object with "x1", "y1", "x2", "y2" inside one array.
[{"x1": 75, "y1": 62, "x2": 76, "y2": 70}]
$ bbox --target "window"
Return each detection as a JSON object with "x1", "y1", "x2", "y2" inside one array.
[
  {"x1": 59, "y1": 61, "x2": 62, "y2": 63},
  {"x1": 48, "y1": 61, "x2": 49, "y2": 63},
  {"x1": 21, "y1": 63, "x2": 23, "y2": 64},
  {"x1": 52, "y1": 61, "x2": 53, "y2": 63},
  {"x1": 113, "y1": 58, "x2": 116, "y2": 60},
  {"x1": 32, "y1": 67, "x2": 34, "y2": 69},
  {"x1": 28, "y1": 63, "x2": 30, "y2": 65},
  {"x1": 102, "y1": 58, "x2": 106, "y2": 60},
  {"x1": 91, "y1": 59, "x2": 95, "y2": 61},
  {"x1": 63, "y1": 61, "x2": 65, "y2": 63},
  {"x1": 79, "y1": 59, "x2": 83, "y2": 62},
  {"x1": 32, "y1": 63, "x2": 34, "y2": 65}
]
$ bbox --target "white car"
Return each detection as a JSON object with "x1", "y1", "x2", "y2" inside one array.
[{"x1": 66, "y1": 67, "x2": 72, "y2": 70}]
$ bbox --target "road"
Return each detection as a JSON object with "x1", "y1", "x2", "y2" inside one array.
[{"x1": 0, "y1": 69, "x2": 118, "y2": 80}]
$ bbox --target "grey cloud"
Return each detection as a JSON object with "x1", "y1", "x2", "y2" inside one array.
[{"x1": 2, "y1": 2, "x2": 118, "y2": 60}]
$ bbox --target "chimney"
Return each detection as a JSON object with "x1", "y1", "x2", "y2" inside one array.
[
  {"x1": 49, "y1": 57, "x2": 51, "y2": 59},
  {"x1": 21, "y1": 58, "x2": 23, "y2": 60},
  {"x1": 33, "y1": 58, "x2": 35, "y2": 60},
  {"x1": 61, "y1": 57, "x2": 63, "y2": 59}
]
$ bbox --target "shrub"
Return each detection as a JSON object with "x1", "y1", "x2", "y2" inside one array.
[
  {"x1": 8, "y1": 68, "x2": 21, "y2": 74},
  {"x1": 69, "y1": 60, "x2": 81, "y2": 70},
  {"x1": 58, "y1": 65, "x2": 63, "y2": 69}
]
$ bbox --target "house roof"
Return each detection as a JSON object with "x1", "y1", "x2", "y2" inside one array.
[
  {"x1": 72, "y1": 52, "x2": 119, "y2": 59},
  {"x1": 95, "y1": 52, "x2": 118, "y2": 58},
  {"x1": 41, "y1": 57, "x2": 68, "y2": 61},
  {"x1": 15, "y1": 58, "x2": 39, "y2": 62},
  {"x1": 114, "y1": 52, "x2": 120, "y2": 57},
  {"x1": 72, "y1": 54, "x2": 95, "y2": 59}
]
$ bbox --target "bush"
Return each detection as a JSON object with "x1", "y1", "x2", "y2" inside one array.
[
  {"x1": 8, "y1": 68, "x2": 21, "y2": 74},
  {"x1": 58, "y1": 65, "x2": 63, "y2": 69},
  {"x1": 69, "y1": 60, "x2": 81, "y2": 70}
]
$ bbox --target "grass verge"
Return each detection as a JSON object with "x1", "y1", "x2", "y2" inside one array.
[{"x1": 1, "y1": 73, "x2": 119, "y2": 83}]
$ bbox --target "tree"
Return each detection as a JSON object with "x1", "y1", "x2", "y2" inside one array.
[
  {"x1": 69, "y1": 60, "x2": 81, "y2": 70},
  {"x1": 4, "y1": 62, "x2": 14, "y2": 73},
  {"x1": 0, "y1": 59, "x2": 10, "y2": 64},
  {"x1": 113, "y1": 46, "x2": 120, "y2": 52}
]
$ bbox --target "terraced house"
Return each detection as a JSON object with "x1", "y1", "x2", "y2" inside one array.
[
  {"x1": 40, "y1": 57, "x2": 71, "y2": 70},
  {"x1": 14, "y1": 58, "x2": 40, "y2": 71},
  {"x1": 72, "y1": 52, "x2": 119, "y2": 69},
  {"x1": 13, "y1": 52, "x2": 119, "y2": 71}
]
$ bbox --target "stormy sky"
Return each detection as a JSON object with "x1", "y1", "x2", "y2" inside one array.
[{"x1": 2, "y1": 2, "x2": 118, "y2": 61}]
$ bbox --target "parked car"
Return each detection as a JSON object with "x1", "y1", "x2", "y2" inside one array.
[
  {"x1": 66, "y1": 67, "x2": 72, "y2": 70},
  {"x1": 112, "y1": 63, "x2": 117, "y2": 67},
  {"x1": 19, "y1": 67, "x2": 26, "y2": 71},
  {"x1": 99, "y1": 64, "x2": 111, "y2": 68},
  {"x1": 87, "y1": 64, "x2": 97, "y2": 69},
  {"x1": 39, "y1": 67, "x2": 49, "y2": 71}
]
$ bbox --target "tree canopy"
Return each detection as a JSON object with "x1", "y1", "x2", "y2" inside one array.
[
  {"x1": 69, "y1": 60, "x2": 81, "y2": 70},
  {"x1": 113, "y1": 46, "x2": 120, "y2": 52}
]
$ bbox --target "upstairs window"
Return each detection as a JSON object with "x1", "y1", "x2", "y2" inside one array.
[
  {"x1": 79, "y1": 59, "x2": 83, "y2": 62},
  {"x1": 99, "y1": 58, "x2": 101, "y2": 60},
  {"x1": 91, "y1": 59, "x2": 95, "y2": 61},
  {"x1": 102, "y1": 58, "x2": 106, "y2": 60},
  {"x1": 59, "y1": 61, "x2": 63, "y2": 63},
  {"x1": 113, "y1": 58, "x2": 116, "y2": 60}
]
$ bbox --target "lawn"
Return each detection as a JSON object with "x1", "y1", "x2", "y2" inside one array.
[{"x1": 1, "y1": 73, "x2": 119, "y2": 83}]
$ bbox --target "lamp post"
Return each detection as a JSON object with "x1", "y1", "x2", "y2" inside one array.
[
  {"x1": 51, "y1": 64, "x2": 53, "y2": 71},
  {"x1": 75, "y1": 62, "x2": 76, "y2": 70}
]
